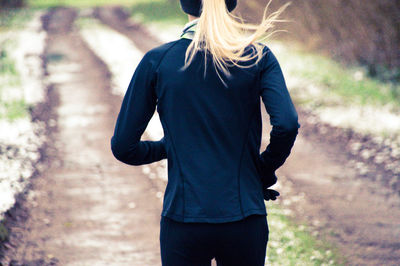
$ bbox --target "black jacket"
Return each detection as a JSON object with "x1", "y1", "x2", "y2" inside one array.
[{"x1": 111, "y1": 38, "x2": 299, "y2": 223}]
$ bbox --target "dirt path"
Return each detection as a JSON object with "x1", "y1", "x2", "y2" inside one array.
[
  {"x1": 1, "y1": 7, "x2": 164, "y2": 265},
  {"x1": 1, "y1": 5, "x2": 400, "y2": 266}
]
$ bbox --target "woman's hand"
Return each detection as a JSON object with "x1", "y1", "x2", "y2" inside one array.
[{"x1": 263, "y1": 189, "x2": 280, "y2": 201}]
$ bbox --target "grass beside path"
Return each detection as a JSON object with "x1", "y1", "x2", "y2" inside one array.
[
  {"x1": 0, "y1": 8, "x2": 33, "y2": 29},
  {"x1": 0, "y1": 10, "x2": 32, "y2": 121},
  {"x1": 266, "y1": 204, "x2": 343, "y2": 265},
  {"x1": 272, "y1": 41, "x2": 400, "y2": 108}
]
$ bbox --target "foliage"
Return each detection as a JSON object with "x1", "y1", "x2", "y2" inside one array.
[
  {"x1": 240, "y1": 0, "x2": 400, "y2": 83},
  {"x1": 273, "y1": 41, "x2": 400, "y2": 107},
  {"x1": 0, "y1": 0, "x2": 25, "y2": 8}
]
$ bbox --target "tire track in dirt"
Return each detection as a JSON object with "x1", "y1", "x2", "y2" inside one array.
[
  {"x1": 92, "y1": 6, "x2": 170, "y2": 199},
  {"x1": 1, "y1": 7, "x2": 163, "y2": 265},
  {"x1": 93, "y1": 6, "x2": 400, "y2": 266}
]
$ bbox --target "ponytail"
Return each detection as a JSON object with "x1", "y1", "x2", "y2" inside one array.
[{"x1": 182, "y1": 0, "x2": 291, "y2": 86}]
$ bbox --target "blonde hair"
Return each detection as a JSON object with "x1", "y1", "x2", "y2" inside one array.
[{"x1": 182, "y1": 0, "x2": 291, "y2": 86}]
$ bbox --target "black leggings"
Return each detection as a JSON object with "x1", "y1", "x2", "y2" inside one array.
[{"x1": 160, "y1": 214, "x2": 269, "y2": 266}]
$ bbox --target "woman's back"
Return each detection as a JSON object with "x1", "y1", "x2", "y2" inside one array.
[
  {"x1": 156, "y1": 39, "x2": 265, "y2": 222},
  {"x1": 111, "y1": 36, "x2": 299, "y2": 222}
]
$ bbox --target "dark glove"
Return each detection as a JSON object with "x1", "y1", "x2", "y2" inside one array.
[
  {"x1": 263, "y1": 189, "x2": 280, "y2": 201},
  {"x1": 258, "y1": 154, "x2": 280, "y2": 200},
  {"x1": 260, "y1": 169, "x2": 280, "y2": 201}
]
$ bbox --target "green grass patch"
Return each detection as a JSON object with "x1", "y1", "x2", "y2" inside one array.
[
  {"x1": 130, "y1": 0, "x2": 186, "y2": 25},
  {"x1": 0, "y1": 8, "x2": 33, "y2": 121},
  {"x1": 28, "y1": 0, "x2": 149, "y2": 8},
  {"x1": 0, "y1": 49, "x2": 18, "y2": 76},
  {"x1": 0, "y1": 40, "x2": 28, "y2": 121},
  {"x1": 266, "y1": 204, "x2": 344, "y2": 265},
  {"x1": 273, "y1": 41, "x2": 400, "y2": 107},
  {"x1": 0, "y1": 40, "x2": 21, "y2": 87},
  {"x1": 0, "y1": 99, "x2": 29, "y2": 121},
  {"x1": 0, "y1": 8, "x2": 34, "y2": 30}
]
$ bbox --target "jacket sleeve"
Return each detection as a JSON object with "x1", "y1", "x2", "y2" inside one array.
[
  {"x1": 259, "y1": 46, "x2": 300, "y2": 187},
  {"x1": 111, "y1": 51, "x2": 167, "y2": 165}
]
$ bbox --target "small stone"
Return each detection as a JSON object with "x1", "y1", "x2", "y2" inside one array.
[
  {"x1": 360, "y1": 149, "x2": 372, "y2": 159},
  {"x1": 142, "y1": 166, "x2": 151, "y2": 175}
]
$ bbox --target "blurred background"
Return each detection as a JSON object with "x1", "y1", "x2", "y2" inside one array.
[{"x1": 0, "y1": 0, "x2": 399, "y2": 265}]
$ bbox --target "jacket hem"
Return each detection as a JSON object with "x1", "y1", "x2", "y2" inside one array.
[{"x1": 161, "y1": 208, "x2": 267, "y2": 223}]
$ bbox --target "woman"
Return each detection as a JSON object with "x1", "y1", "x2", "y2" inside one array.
[{"x1": 111, "y1": 0, "x2": 299, "y2": 265}]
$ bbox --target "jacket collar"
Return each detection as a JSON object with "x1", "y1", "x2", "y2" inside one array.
[{"x1": 180, "y1": 18, "x2": 199, "y2": 40}]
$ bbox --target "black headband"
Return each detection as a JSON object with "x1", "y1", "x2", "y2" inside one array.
[{"x1": 180, "y1": 0, "x2": 238, "y2": 17}]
